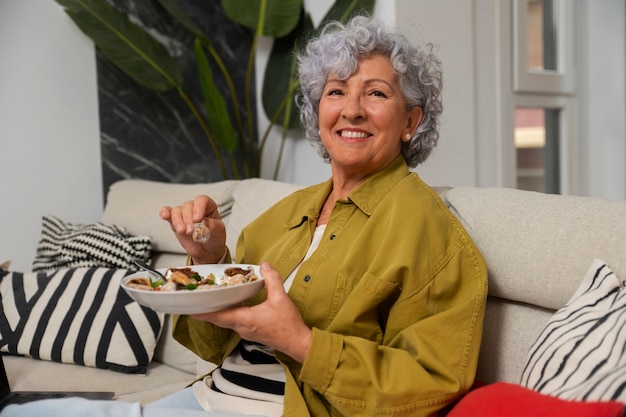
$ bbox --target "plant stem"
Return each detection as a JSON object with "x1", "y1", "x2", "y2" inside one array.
[
  {"x1": 244, "y1": 0, "x2": 268, "y2": 177},
  {"x1": 206, "y1": 41, "x2": 249, "y2": 177},
  {"x1": 245, "y1": 35, "x2": 259, "y2": 177},
  {"x1": 178, "y1": 89, "x2": 230, "y2": 179},
  {"x1": 261, "y1": 83, "x2": 297, "y2": 180},
  {"x1": 273, "y1": 124, "x2": 288, "y2": 180},
  {"x1": 259, "y1": 89, "x2": 290, "y2": 156}
]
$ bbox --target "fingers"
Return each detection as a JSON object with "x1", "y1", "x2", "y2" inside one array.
[
  {"x1": 259, "y1": 262, "x2": 285, "y2": 297},
  {"x1": 159, "y1": 206, "x2": 172, "y2": 221},
  {"x1": 158, "y1": 195, "x2": 227, "y2": 264},
  {"x1": 160, "y1": 195, "x2": 220, "y2": 234},
  {"x1": 191, "y1": 262, "x2": 312, "y2": 362},
  {"x1": 192, "y1": 263, "x2": 283, "y2": 326}
]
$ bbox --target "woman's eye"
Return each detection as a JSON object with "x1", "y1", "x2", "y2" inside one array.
[
  {"x1": 370, "y1": 90, "x2": 387, "y2": 98},
  {"x1": 327, "y1": 89, "x2": 343, "y2": 96}
]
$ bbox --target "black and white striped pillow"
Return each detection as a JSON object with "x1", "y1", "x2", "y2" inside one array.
[
  {"x1": 0, "y1": 267, "x2": 163, "y2": 374},
  {"x1": 32, "y1": 215, "x2": 152, "y2": 273},
  {"x1": 521, "y1": 259, "x2": 626, "y2": 402}
]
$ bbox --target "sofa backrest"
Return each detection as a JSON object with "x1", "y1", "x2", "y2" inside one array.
[
  {"x1": 103, "y1": 180, "x2": 626, "y2": 385},
  {"x1": 441, "y1": 186, "x2": 626, "y2": 384}
]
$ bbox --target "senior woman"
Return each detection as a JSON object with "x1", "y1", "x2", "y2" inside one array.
[
  {"x1": 159, "y1": 15, "x2": 488, "y2": 417},
  {"x1": 0, "y1": 15, "x2": 486, "y2": 417}
]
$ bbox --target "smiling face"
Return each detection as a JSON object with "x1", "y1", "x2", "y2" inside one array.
[{"x1": 318, "y1": 54, "x2": 423, "y2": 182}]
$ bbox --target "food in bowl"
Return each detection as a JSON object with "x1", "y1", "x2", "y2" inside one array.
[{"x1": 125, "y1": 266, "x2": 258, "y2": 292}]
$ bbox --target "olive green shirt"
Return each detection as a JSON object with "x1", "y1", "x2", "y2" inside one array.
[{"x1": 173, "y1": 156, "x2": 487, "y2": 416}]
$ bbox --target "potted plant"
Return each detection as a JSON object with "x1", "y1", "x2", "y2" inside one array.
[{"x1": 55, "y1": 0, "x2": 376, "y2": 180}]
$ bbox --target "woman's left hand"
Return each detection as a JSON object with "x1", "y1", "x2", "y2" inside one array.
[{"x1": 192, "y1": 262, "x2": 312, "y2": 363}]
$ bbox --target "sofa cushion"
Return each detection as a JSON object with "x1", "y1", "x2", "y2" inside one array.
[
  {"x1": 32, "y1": 215, "x2": 151, "y2": 273},
  {"x1": 226, "y1": 178, "x2": 303, "y2": 259},
  {"x1": 0, "y1": 268, "x2": 163, "y2": 374},
  {"x1": 447, "y1": 382, "x2": 624, "y2": 417},
  {"x1": 3, "y1": 355, "x2": 193, "y2": 406},
  {"x1": 152, "y1": 315, "x2": 201, "y2": 375},
  {"x1": 444, "y1": 187, "x2": 626, "y2": 310},
  {"x1": 475, "y1": 297, "x2": 554, "y2": 384},
  {"x1": 520, "y1": 259, "x2": 626, "y2": 402},
  {"x1": 102, "y1": 179, "x2": 239, "y2": 255}
]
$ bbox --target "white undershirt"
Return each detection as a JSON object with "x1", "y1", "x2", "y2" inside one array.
[
  {"x1": 282, "y1": 224, "x2": 326, "y2": 292},
  {"x1": 193, "y1": 225, "x2": 327, "y2": 416}
]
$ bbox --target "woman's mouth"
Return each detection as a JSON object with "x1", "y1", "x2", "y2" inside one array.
[{"x1": 338, "y1": 130, "x2": 370, "y2": 139}]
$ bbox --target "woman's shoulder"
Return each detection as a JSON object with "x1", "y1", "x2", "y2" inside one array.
[{"x1": 391, "y1": 172, "x2": 448, "y2": 206}]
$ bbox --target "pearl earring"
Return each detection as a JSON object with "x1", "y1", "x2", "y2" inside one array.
[{"x1": 405, "y1": 133, "x2": 411, "y2": 141}]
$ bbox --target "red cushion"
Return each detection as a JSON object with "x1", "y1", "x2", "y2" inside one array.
[{"x1": 446, "y1": 382, "x2": 624, "y2": 417}]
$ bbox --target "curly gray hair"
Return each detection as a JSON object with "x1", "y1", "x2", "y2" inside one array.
[{"x1": 296, "y1": 15, "x2": 443, "y2": 167}]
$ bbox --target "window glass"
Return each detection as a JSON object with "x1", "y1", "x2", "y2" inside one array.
[
  {"x1": 514, "y1": 107, "x2": 560, "y2": 193},
  {"x1": 527, "y1": 0, "x2": 558, "y2": 71}
]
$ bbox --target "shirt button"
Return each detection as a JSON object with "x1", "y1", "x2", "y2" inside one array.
[
  {"x1": 329, "y1": 234, "x2": 336, "y2": 240},
  {"x1": 303, "y1": 275, "x2": 311, "y2": 282}
]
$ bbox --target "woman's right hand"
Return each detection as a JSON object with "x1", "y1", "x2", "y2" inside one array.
[{"x1": 159, "y1": 195, "x2": 227, "y2": 264}]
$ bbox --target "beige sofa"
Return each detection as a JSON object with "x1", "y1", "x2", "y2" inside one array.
[{"x1": 4, "y1": 178, "x2": 626, "y2": 406}]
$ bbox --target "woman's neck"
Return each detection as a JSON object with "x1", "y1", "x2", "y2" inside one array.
[{"x1": 317, "y1": 179, "x2": 358, "y2": 226}]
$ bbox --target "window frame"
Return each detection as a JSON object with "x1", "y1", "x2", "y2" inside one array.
[
  {"x1": 509, "y1": 0, "x2": 578, "y2": 194},
  {"x1": 512, "y1": 0, "x2": 576, "y2": 94}
]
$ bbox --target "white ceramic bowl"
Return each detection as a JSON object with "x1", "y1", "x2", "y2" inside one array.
[{"x1": 121, "y1": 264, "x2": 264, "y2": 314}]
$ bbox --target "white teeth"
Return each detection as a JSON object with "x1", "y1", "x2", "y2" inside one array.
[{"x1": 340, "y1": 131, "x2": 369, "y2": 138}]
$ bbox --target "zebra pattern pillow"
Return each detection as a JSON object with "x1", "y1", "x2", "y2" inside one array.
[
  {"x1": 32, "y1": 215, "x2": 152, "y2": 273},
  {"x1": 0, "y1": 267, "x2": 163, "y2": 374},
  {"x1": 520, "y1": 259, "x2": 626, "y2": 402}
]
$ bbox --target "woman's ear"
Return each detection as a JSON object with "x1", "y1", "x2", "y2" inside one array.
[{"x1": 406, "y1": 106, "x2": 424, "y2": 138}]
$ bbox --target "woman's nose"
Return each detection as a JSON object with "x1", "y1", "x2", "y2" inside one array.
[{"x1": 341, "y1": 95, "x2": 365, "y2": 120}]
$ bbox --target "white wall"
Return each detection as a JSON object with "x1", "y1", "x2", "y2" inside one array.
[
  {"x1": 1, "y1": 0, "x2": 624, "y2": 272},
  {"x1": 0, "y1": 1, "x2": 102, "y2": 271},
  {"x1": 577, "y1": 0, "x2": 626, "y2": 199},
  {"x1": 395, "y1": 0, "x2": 479, "y2": 187}
]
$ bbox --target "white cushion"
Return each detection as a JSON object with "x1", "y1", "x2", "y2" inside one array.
[
  {"x1": 0, "y1": 268, "x2": 163, "y2": 374},
  {"x1": 521, "y1": 259, "x2": 626, "y2": 402},
  {"x1": 225, "y1": 178, "x2": 303, "y2": 259},
  {"x1": 102, "y1": 179, "x2": 239, "y2": 254}
]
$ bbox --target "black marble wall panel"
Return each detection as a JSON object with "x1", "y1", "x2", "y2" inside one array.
[{"x1": 97, "y1": 0, "x2": 255, "y2": 199}]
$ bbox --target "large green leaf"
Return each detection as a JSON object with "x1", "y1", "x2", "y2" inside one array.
[
  {"x1": 55, "y1": 0, "x2": 183, "y2": 92},
  {"x1": 319, "y1": 0, "x2": 377, "y2": 26},
  {"x1": 262, "y1": 10, "x2": 312, "y2": 129},
  {"x1": 155, "y1": 0, "x2": 204, "y2": 38},
  {"x1": 194, "y1": 39, "x2": 238, "y2": 153},
  {"x1": 221, "y1": 0, "x2": 303, "y2": 38}
]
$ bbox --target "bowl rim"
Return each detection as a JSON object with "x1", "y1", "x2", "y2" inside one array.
[{"x1": 121, "y1": 263, "x2": 263, "y2": 295}]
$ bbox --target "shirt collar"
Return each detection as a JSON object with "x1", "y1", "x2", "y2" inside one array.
[
  {"x1": 287, "y1": 155, "x2": 411, "y2": 228},
  {"x1": 347, "y1": 155, "x2": 411, "y2": 216}
]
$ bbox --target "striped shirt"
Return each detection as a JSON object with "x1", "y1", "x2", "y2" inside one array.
[{"x1": 193, "y1": 226, "x2": 326, "y2": 415}]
